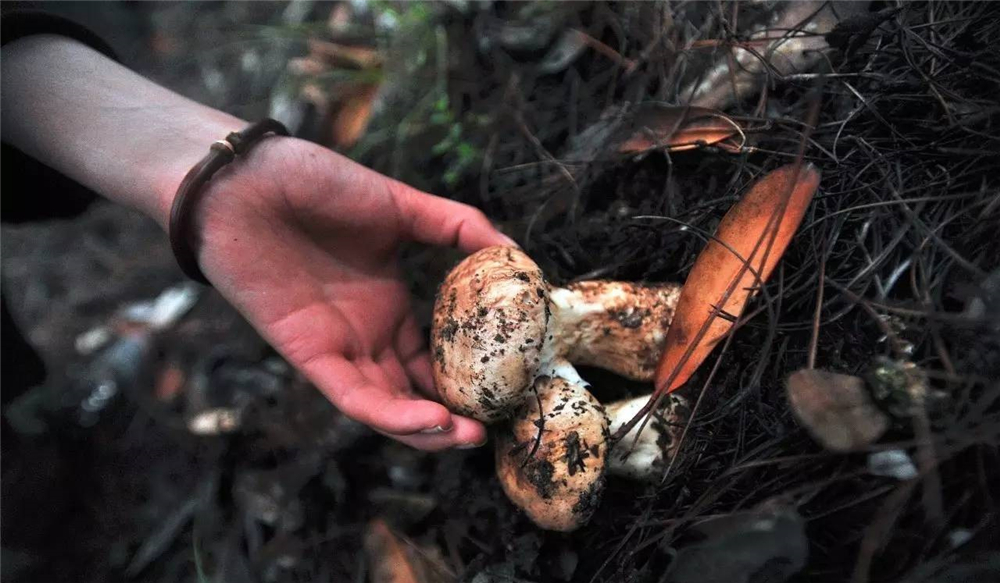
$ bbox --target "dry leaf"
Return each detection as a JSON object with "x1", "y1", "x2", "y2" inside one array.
[
  {"x1": 287, "y1": 56, "x2": 327, "y2": 77},
  {"x1": 654, "y1": 163, "x2": 821, "y2": 394},
  {"x1": 300, "y1": 82, "x2": 330, "y2": 110},
  {"x1": 685, "y1": 1, "x2": 871, "y2": 109},
  {"x1": 331, "y1": 83, "x2": 380, "y2": 149},
  {"x1": 307, "y1": 39, "x2": 382, "y2": 69},
  {"x1": 365, "y1": 519, "x2": 422, "y2": 583},
  {"x1": 665, "y1": 501, "x2": 807, "y2": 583},
  {"x1": 787, "y1": 369, "x2": 889, "y2": 452},
  {"x1": 618, "y1": 104, "x2": 743, "y2": 155},
  {"x1": 364, "y1": 518, "x2": 453, "y2": 583},
  {"x1": 327, "y1": 2, "x2": 353, "y2": 34},
  {"x1": 611, "y1": 163, "x2": 820, "y2": 442},
  {"x1": 154, "y1": 363, "x2": 185, "y2": 402}
]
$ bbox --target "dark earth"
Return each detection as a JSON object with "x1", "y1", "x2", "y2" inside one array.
[{"x1": 3, "y1": 2, "x2": 999, "y2": 582}]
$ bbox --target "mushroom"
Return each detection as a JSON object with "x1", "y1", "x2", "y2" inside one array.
[
  {"x1": 495, "y1": 375, "x2": 609, "y2": 532},
  {"x1": 495, "y1": 377, "x2": 690, "y2": 530},
  {"x1": 431, "y1": 246, "x2": 680, "y2": 422},
  {"x1": 605, "y1": 393, "x2": 689, "y2": 481}
]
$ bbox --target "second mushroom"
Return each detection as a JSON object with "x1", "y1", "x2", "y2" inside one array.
[{"x1": 431, "y1": 246, "x2": 689, "y2": 530}]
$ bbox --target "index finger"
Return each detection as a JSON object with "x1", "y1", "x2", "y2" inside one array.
[{"x1": 389, "y1": 181, "x2": 517, "y2": 253}]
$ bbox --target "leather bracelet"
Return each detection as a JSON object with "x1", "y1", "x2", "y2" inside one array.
[{"x1": 168, "y1": 118, "x2": 289, "y2": 285}]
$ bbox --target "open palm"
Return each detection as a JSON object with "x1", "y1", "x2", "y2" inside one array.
[{"x1": 190, "y1": 137, "x2": 512, "y2": 450}]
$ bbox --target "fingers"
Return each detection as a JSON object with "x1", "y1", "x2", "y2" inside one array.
[
  {"x1": 394, "y1": 316, "x2": 438, "y2": 399},
  {"x1": 304, "y1": 352, "x2": 486, "y2": 450},
  {"x1": 376, "y1": 351, "x2": 412, "y2": 398},
  {"x1": 385, "y1": 415, "x2": 488, "y2": 452},
  {"x1": 307, "y1": 353, "x2": 452, "y2": 435},
  {"x1": 404, "y1": 353, "x2": 437, "y2": 400},
  {"x1": 390, "y1": 182, "x2": 517, "y2": 253}
]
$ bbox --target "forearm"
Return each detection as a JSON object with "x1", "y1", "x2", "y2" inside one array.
[{"x1": 1, "y1": 34, "x2": 246, "y2": 228}]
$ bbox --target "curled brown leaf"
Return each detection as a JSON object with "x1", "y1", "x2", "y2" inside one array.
[
  {"x1": 618, "y1": 104, "x2": 744, "y2": 155},
  {"x1": 307, "y1": 39, "x2": 382, "y2": 69},
  {"x1": 331, "y1": 83, "x2": 380, "y2": 149}
]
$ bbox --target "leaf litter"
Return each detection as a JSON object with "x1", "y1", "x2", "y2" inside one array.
[{"x1": 2, "y1": 2, "x2": 999, "y2": 582}]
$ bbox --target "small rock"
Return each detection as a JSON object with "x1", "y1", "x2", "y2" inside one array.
[
  {"x1": 75, "y1": 326, "x2": 112, "y2": 355},
  {"x1": 948, "y1": 529, "x2": 973, "y2": 549},
  {"x1": 867, "y1": 449, "x2": 918, "y2": 480},
  {"x1": 786, "y1": 369, "x2": 889, "y2": 452},
  {"x1": 120, "y1": 283, "x2": 200, "y2": 331},
  {"x1": 187, "y1": 407, "x2": 241, "y2": 435}
]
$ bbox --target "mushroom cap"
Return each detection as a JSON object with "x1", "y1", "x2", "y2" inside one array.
[
  {"x1": 431, "y1": 246, "x2": 550, "y2": 422},
  {"x1": 606, "y1": 394, "x2": 689, "y2": 481},
  {"x1": 495, "y1": 375, "x2": 609, "y2": 531}
]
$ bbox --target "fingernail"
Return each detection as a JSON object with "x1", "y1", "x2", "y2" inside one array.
[
  {"x1": 457, "y1": 437, "x2": 488, "y2": 449},
  {"x1": 420, "y1": 424, "x2": 452, "y2": 435}
]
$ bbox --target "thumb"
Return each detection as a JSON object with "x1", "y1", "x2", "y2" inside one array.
[{"x1": 390, "y1": 181, "x2": 517, "y2": 253}]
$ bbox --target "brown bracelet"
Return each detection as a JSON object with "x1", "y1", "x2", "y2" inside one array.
[{"x1": 168, "y1": 118, "x2": 289, "y2": 285}]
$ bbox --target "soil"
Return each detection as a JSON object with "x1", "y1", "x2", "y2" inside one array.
[{"x1": 3, "y1": 2, "x2": 999, "y2": 583}]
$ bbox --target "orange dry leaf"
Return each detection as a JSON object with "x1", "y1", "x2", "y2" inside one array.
[
  {"x1": 618, "y1": 105, "x2": 743, "y2": 155},
  {"x1": 331, "y1": 83, "x2": 380, "y2": 149},
  {"x1": 655, "y1": 163, "x2": 821, "y2": 393},
  {"x1": 154, "y1": 363, "x2": 186, "y2": 402},
  {"x1": 613, "y1": 163, "x2": 819, "y2": 442},
  {"x1": 365, "y1": 519, "x2": 421, "y2": 583},
  {"x1": 614, "y1": 164, "x2": 819, "y2": 440}
]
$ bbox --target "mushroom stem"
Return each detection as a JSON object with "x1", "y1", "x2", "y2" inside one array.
[
  {"x1": 605, "y1": 394, "x2": 689, "y2": 481},
  {"x1": 536, "y1": 357, "x2": 588, "y2": 387},
  {"x1": 546, "y1": 281, "x2": 682, "y2": 382},
  {"x1": 431, "y1": 246, "x2": 681, "y2": 422}
]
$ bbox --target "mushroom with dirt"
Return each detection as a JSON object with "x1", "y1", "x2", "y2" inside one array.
[
  {"x1": 495, "y1": 375, "x2": 610, "y2": 531},
  {"x1": 430, "y1": 245, "x2": 680, "y2": 422},
  {"x1": 495, "y1": 377, "x2": 690, "y2": 531}
]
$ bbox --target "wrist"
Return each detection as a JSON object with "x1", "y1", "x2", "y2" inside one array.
[
  {"x1": 167, "y1": 122, "x2": 294, "y2": 284},
  {"x1": 149, "y1": 111, "x2": 249, "y2": 230}
]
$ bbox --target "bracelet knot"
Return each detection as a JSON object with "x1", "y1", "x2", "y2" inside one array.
[{"x1": 168, "y1": 118, "x2": 289, "y2": 285}]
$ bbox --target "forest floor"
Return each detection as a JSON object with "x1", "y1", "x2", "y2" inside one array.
[{"x1": 2, "y1": 2, "x2": 998, "y2": 582}]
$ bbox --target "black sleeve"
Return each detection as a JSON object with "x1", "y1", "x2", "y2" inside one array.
[
  {"x1": 1, "y1": 6, "x2": 117, "y2": 58},
  {"x1": 1, "y1": 4, "x2": 120, "y2": 223}
]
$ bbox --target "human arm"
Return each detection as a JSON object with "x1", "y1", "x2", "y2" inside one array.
[{"x1": 1, "y1": 34, "x2": 513, "y2": 450}]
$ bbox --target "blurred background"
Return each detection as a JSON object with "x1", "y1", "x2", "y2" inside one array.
[{"x1": 3, "y1": 2, "x2": 998, "y2": 582}]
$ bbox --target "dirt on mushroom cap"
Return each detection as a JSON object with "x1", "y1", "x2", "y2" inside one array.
[
  {"x1": 495, "y1": 376, "x2": 609, "y2": 532},
  {"x1": 431, "y1": 246, "x2": 550, "y2": 422}
]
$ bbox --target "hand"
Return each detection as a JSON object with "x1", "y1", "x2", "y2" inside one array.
[
  {"x1": 2, "y1": 36, "x2": 508, "y2": 449},
  {"x1": 191, "y1": 137, "x2": 514, "y2": 450}
]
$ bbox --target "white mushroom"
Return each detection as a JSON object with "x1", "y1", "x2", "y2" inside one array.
[
  {"x1": 495, "y1": 375, "x2": 609, "y2": 531},
  {"x1": 605, "y1": 393, "x2": 689, "y2": 481},
  {"x1": 431, "y1": 246, "x2": 680, "y2": 422}
]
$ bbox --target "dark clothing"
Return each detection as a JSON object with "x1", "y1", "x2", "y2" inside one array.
[
  {"x1": 1, "y1": 9, "x2": 123, "y2": 580},
  {"x1": 1, "y1": 7, "x2": 116, "y2": 398},
  {"x1": 1, "y1": 7, "x2": 116, "y2": 59},
  {"x1": 1, "y1": 6, "x2": 115, "y2": 223}
]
